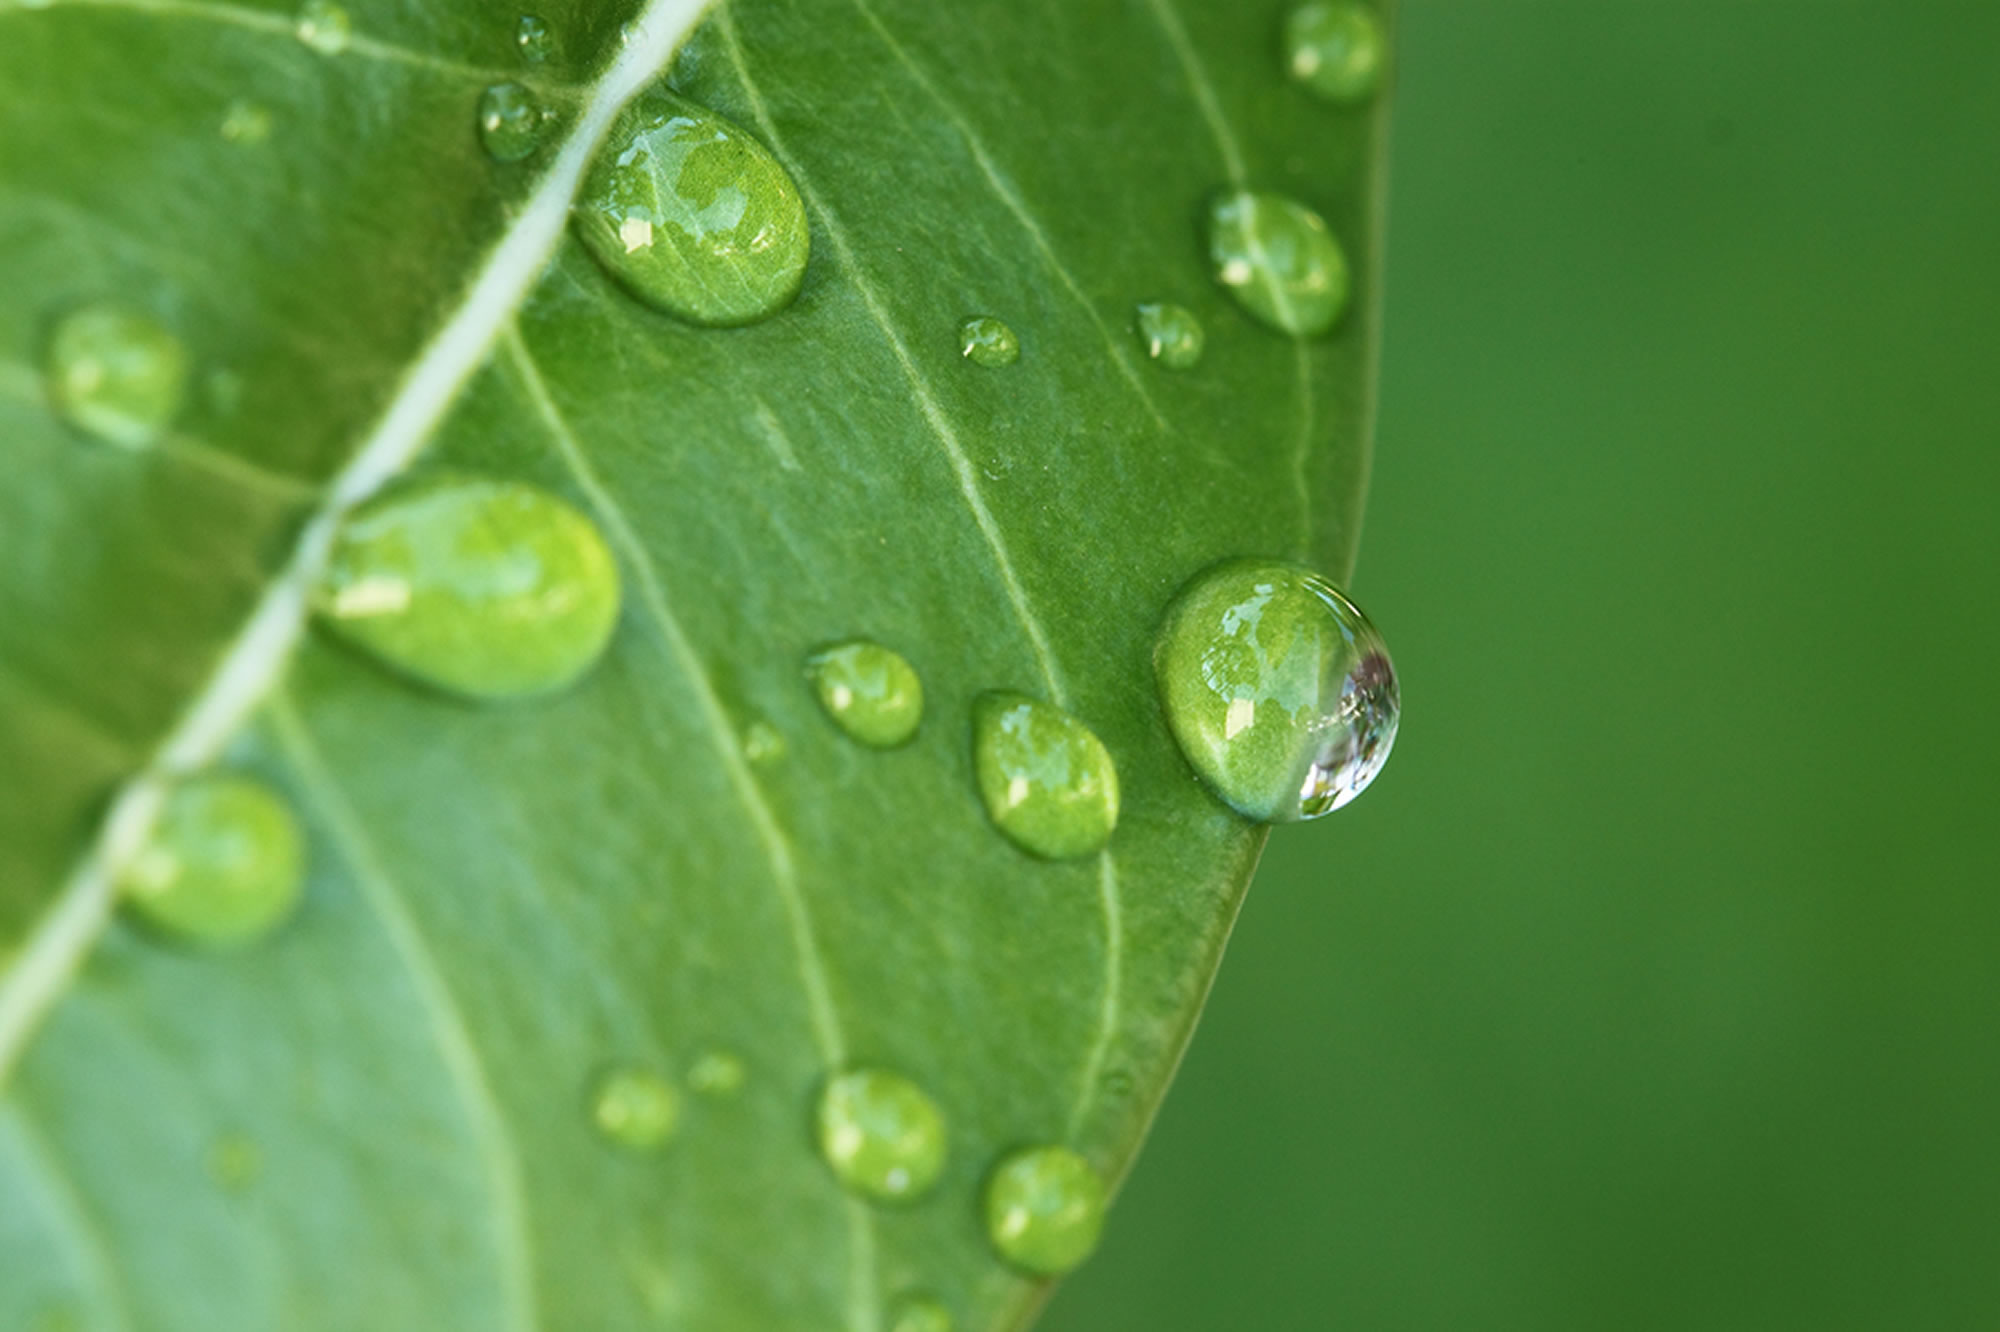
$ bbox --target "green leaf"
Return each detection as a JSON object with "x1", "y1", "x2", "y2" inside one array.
[{"x1": 0, "y1": 0, "x2": 1390, "y2": 1324}]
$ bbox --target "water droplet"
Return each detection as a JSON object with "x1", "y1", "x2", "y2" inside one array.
[
  {"x1": 742, "y1": 720, "x2": 787, "y2": 765},
  {"x1": 1206, "y1": 191, "x2": 1349, "y2": 338},
  {"x1": 806, "y1": 641, "x2": 923, "y2": 748},
  {"x1": 205, "y1": 1131, "x2": 263, "y2": 1194},
  {"x1": 120, "y1": 774, "x2": 304, "y2": 947},
  {"x1": 29, "y1": 1306, "x2": 81, "y2": 1332},
  {"x1": 293, "y1": 0, "x2": 350, "y2": 54},
  {"x1": 477, "y1": 82, "x2": 554, "y2": 163},
  {"x1": 1134, "y1": 302, "x2": 1205, "y2": 369},
  {"x1": 590, "y1": 1066, "x2": 680, "y2": 1150},
  {"x1": 972, "y1": 692, "x2": 1119, "y2": 860},
  {"x1": 1155, "y1": 558, "x2": 1398, "y2": 821},
  {"x1": 314, "y1": 473, "x2": 622, "y2": 701},
  {"x1": 958, "y1": 316, "x2": 1019, "y2": 367},
  {"x1": 573, "y1": 89, "x2": 809, "y2": 327},
  {"x1": 219, "y1": 99, "x2": 272, "y2": 145},
  {"x1": 815, "y1": 1068, "x2": 947, "y2": 1205},
  {"x1": 1283, "y1": 1, "x2": 1388, "y2": 104},
  {"x1": 687, "y1": 1049, "x2": 746, "y2": 1096},
  {"x1": 515, "y1": 13, "x2": 554, "y2": 64},
  {"x1": 43, "y1": 303, "x2": 189, "y2": 450},
  {"x1": 983, "y1": 1145, "x2": 1107, "y2": 1276},
  {"x1": 888, "y1": 1295, "x2": 953, "y2": 1332}
]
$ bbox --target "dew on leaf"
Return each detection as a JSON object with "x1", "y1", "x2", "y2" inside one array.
[
  {"x1": 742, "y1": 720, "x2": 787, "y2": 765},
  {"x1": 590, "y1": 1066, "x2": 680, "y2": 1150},
  {"x1": 972, "y1": 692, "x2": 1119, "y2": 860},
  {"x1": 1207, "y1": 190, "x2": 1350, "y2": 337},
  {"x1": 293, "y1": 0, "x2": 351, "y2": 54},
  {"x1": 313, "y1": 473, "x2": 622, "y2": 701},
  {"x1": 205, "y1": 1131, "x2": 264, "y2": 1194},
  {"x1": 888, "y1": 1295, "x2": 953, "y2": 1332},
  {"x1": 806, "y1": 641, "x2": 923, "y2": 748},
  {"x1": 43, "y1": 302, "x2": 189, "y2": 450},
  {"x1": 28, "y1": 1306, "x2": 81, "y2": 1332},
  {"x1": 573, "y1": 89, "x2": 810, "y2": 327},
  {"x1": 219, "y1": 99, "x2": 272, "y2": 145},
  {"x1": 983, "y1": 1145, "x2": 1107, "y2": 1276},
  {"x1": 815, "y1": 1068, "x2": 948, "y2": 1205},
  {"x1": 687, "y1": 1049, "x2": 746, "y2": 1096},
  {"x1": 958, "y1": 316, "x2": 1019, "y2": 367},
  {"x1": 1134, "y1": 301, "x2": 1205, "y2": 369},
  {"x1": 1155, "y1": 558, "x2": 1398, "y2": 822},
  {"x1": 1283, "y1": 0, "x2": 1388, "y2": 104},
  {"x1": 120, "y1": 774, "x2": 304, "y2": 947},
  {"x1": 515, "y1": 13, "x2": 554, "y2": 64},
  {"x1": 478, "y1": 82, "x2": 553, "y2": 163}
]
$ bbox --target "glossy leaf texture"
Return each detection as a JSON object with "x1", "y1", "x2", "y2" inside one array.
[{"x1": 0, "y1": 0, "x2": 1391, "y2": 1326}]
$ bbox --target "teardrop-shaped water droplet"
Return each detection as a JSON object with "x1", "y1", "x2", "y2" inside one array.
[
  {"x1": 688, "y1": 1049, "x2": 746, "y2": 1096},
  {"x1": 478, "y1": 82, "x2": 553, "y2": 163},
  {"x1": 205, "y1": 1131, "x2": 264, "y2": 1195},
  {"x1": 590, "y1": 1066, "x2": 680, "y2": 1150},
  {"x1": 1206, "y1": 191, "x2": 1349, "y2": 337},
  {"x1": 120, "y1": 774, "x2": 304, "y2": 947},
  {"x1": 220, "y1": 99, "x2": 272, "y2": 145},
  {"x1": 293, "y1": 0, "x2": 350, "y2": 54},
  {"x1": 314, "y1": 473, "x2": 622, "y2": 701},
  {"x1": 1134, "y1": 302, "x2": 1205, "y2": 369},
  {"x1": 972, "y1": 692, "x2": 1119, "y2": 860},
  {"x1": 958, "y1": 316, "x2": 1019, "y2": 367},
  {"x1": 982, "y1": 1145, "x2": 1107, "y2": 1276},
  {"x1": 1283, "y1": 1, "x2": 1388, "y2": 104},
  {"x1": 43, "y1": 303, "x2": 189, "y2": 449},
  {"x1": 815, "y1": 1068, "x2": 948, "y2": 1205},
  {"x1": 515, "y1": 13, "x2": 554, "y2": 64},
  {"x1": 888, "y1": 1296, "x2": 953, "y2": 1332},
  {"x1": 1155, "y1": 558, "x2": 1398, "y2": 821},
  {"x1": 573, "y1": 89, "x2": 809, "y2": 327},
  {"x1": 806, "y1": 641, "x2": 923, "y2": 748}
]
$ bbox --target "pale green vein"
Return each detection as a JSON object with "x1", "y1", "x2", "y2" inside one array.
[
  {"x1": 1067, "y1": 851, "x2": 1125, "y2": 1137},
  {"x1": 0, "y1": 1101, "x2": 138, "y2": 1332},
  {"x1": 750, "y1": 397, "x2": 802, "y2": 472},
  {"x1": 1293, "y1": 341, "x2": 1316, "y2": 552},
  {"x1": 267, "y1": 691, "x2": 538, "y2": 1332},
  {"x1": 848, "y1": 0, "x2": 1170, "y2": 434}
]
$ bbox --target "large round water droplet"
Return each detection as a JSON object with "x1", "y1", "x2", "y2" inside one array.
[
  {"x1": 515, "y1": 13, "x2": 554, "y2": 64},
  {"x1": 806, "y1": 641, "x2": 923, "y2": 748},
  {"x1": 293, "y1": 0, "x2": 350, "y2": 54},
  {"x1": 888, "y1": 1296, "x2": 953, "y2": 1332},
  {"x1": 1134, "y1": 302, "x2": 1205, "y2": 370},
  {"x1": 590, "y1": 1066, "x2": 680, "y2": 1150},
  {"x1": 43, "y1": 303, "x2": 189, "y2": 450},
  {"x1": 958, "y1": 316, "x2": 1019, "y2": 367},
  {"x1": 573, "y1": 90, "x2": 809, "y2": 327},
  {"x1": 1154, "y1": 558, "x2": 1398, "y2": 821},
  {"x1": 478, "y1": 83, "x2": 553, "y2": 163},
  {"x1": 314, "y1": 473, "x2": 622, "y2": 701},
  {"x1": 815, "y1": 1069, "x2": 947, "y2": 1205},
  {"x1": 1283, "y1": 1, "x2": 1388, "y2": 104},
  {"x1": 121, "y1": 774, "x2": 304, "y2": 947},
  {"x1": 982, "y1": 1145, "x2": 1107, "y2": 1276},
  {"x1": 972, "y1": 692, "x2": 1119, "y2": 860},
  {"x1": 1206, "y1": 191, "x2": 1349, "y2": 337}
]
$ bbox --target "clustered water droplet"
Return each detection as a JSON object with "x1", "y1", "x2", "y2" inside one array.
[
  {"x1": 958, "y1": 316, "x2": 1020, "y2": 367},
  {"x1": 120, "y1": 774, "x2": 305, "y2": 946},
  {"x1": 1283, "y1": 0, "x2": 1388, "y2": 104},
  {"x1": 815, "y1": 1068, "x2": 948, "y2": 1204},
  {"x1": 591, "y1": 1066, "x2": 681, "y2": 1151},
  {"x1": 1134, "y1": 301, "x2": 1205, "y2": 369},
  {"x1": 1207, "y1": 190, "x2": 1350, "y2": 337},
  {"x1": 983, "y1": 1145, "x2": 1108, "y2": 1276},
  {"x1": 43, "y1": 302, "x2": 189, "y2": 449},
  {"x1": 806, "y1": 641, "x2": 924, "y2": 748},
  {"x1": 888, "y1": 1295, "x2": 953, "y2": 1332},
  {"x1": 293, "y1": 0, "x2": 351, "y2": 54},
  {"x1": 971, "y1": 692, "x2": 1120, "y2": 860},
  {"x1": 478, "y1": 82, "x2": 554, "y2": 163}
]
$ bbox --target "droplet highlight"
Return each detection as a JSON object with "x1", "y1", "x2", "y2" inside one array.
[
  {"x1": 688, "y1": 1049, "x2": 746, "y2": 1096},
  {"x1": 478, "y1": 82, "x2": 553, "y2": 163},
  {"x1": 120, "y1": 774, "x2": 304, "y2": 947},
  {"x1": 815, "y1": 1068, "x2": 947, "y2": 1204},
  {"x1": 591, "y1": 1066, "x2": 680, "y2": 1150},
  {"x1": 972, "y1": 692, "x2": 1119, "y2": 860},
  {"x1": 806, "y1": 641, "x2": 923, "y2": 748},
  {"x1": 43, "y1": 303, "x2": 189, "y2": 449},
  {"x1": 219, "y1": 99, "x2": 272, "y2": 145},
  {"x1": 983, "y1": 1145, "x2": 1108, "y2": 1276},
  {"x1": 1207, "y1": 191, "x2": 1349, "y2": 337},
  {"x1": 888, "y1": 1296, "x2": 953, "y2": 1332},
  {"x1": 314, "y1": 473, "x2": 622, "y2": 701},
  {"x1": 293, "y1": 0, "x2": 350, "y2": 54},
  {"x1": 1283, "y1": 1, "x2": 1388, "y2": 104},
  {"x1": 1134, "y1": 302, "x2": 1205, "y2": 370},
  {"x1": 515, "y1": 13, "x2": 554, "y2": 64},
  {"x1": 958, "y1": 316, "x2": 1019, "y2": 367},
  {"x1": 1155, "y1": 558, "x2": 1398, "y2": 822},
  {"x1": 573, "y1": 89, "x2": 809, "y2": 327}
]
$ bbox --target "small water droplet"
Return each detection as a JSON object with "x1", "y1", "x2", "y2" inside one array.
[
  {"x1": 742, "y1": 720, "x2": 787, "y2": 765},
  {"x1": 515, "y1": 13, "x2": 554, "y2": 64},
  {"x1": 888, "y1": 1295, "x2": 953, "y2": 1332},
  {"x1": 293, "y1": 0, "x2": 350, "y2": 54},
  {"x1": 205, "y1": 1131, "x2": 263, "y2": 1194},
  {"x1": 983, "y1": 1145, "x2": 1107, "y2": 1276},
  {"x1": 477, "y1": 83, "x2": 553, "y2": 163},
  {"x1": 314, "y1": 472, "x2": 622, "y2": 701},
  {"x1": 29, "y1": 1306, "x2": 82, "y2": 1332},
  {"x1": 590, "y1": 1066, "x2": 680, "y2": 1150},
  {"x1": 1283, "y1": 1, "x2": 1388, "y2": 104},
  {"x1": 120, "y1": 774, "x2": 304, "y2": 947},
  {"x1": 204, "y1": 367, "x2": 245, "y2": 417},
  {"x1": 972, "y1": 692, "x2": 1119, "y2": 860},
  {"x1": 806, "y1": 641, "x2": 923, "y2": 748},
  {"x1": 1155, "y1": 558, "x2": 1398, "y2": 821},
  {"x1": 43, "y1": 302, "x2": 189, "y2": 449},
  {"x1": 1134, "y1": 302, "x2": 1205, "y2": 369},
  {"x1": 219, "y1": 99, "x2": 272, "y2": 145},
  {"x1": 815, "y1": 1068, "x2": 947, "y2": 1205},
  {"x1": 573, "y1": 89, "x2": 809, "y2": 327},
  {"x1": 687, "y1": 1049, "x2": 746, "y2": 1096},
  {"x1": 958, "y1": 316, "x2": 1019, "y2": 367},
  {"x1": 1206, "y1": 191, "x2": 1349, "y2": 337}
]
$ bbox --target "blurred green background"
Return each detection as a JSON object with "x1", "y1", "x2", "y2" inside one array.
[{"x1": 1049, "y1": 3, "x2": 2000, "y2": 1328}]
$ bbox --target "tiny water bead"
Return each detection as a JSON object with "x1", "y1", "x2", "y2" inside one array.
[
  {"x1": 687, "y1": 1049, "x2": 746, "y2": 1096},
  {"x1": 478, "y1": 83, "x2": 553, "y2": 163},
  {"x1": 120, "y1": 775, "x2": 304, "y2": 947},
  {"x1": 219, "y1": 99, "x2": 272, "y2": 145},
  {"x1": 314, "y1": 473, "x2": 621, "y2": 701},
  {"x1": 888, "y1": 1296, "x2": 952, "y2": 1332},
  {"x1": 983, "y1": 1145, "x2": 1107, "y2": 1276},
  {"x1": 293, "y1": 0, "x2": 350, "y2": 54},
  {"x1": 742, "y1": 720, "x2": 787, "y2": 765},
  {"x1": 1154, "y1": 558, "x2": 1398, "y2": 822},
  {"x1": 574, "y1": 89, "x2": 809, "y2": 327},
  {"x1": 806, "y1": 641, "x2": 923, "y2": 748},
  {"x1": 43, "y1": 303, "x2": 189, "y2": 449},
  {"x1": 1134, "y1": 301, "x2": 1205, "y2": 370},
  {"x1": 1207, "y1": 190, "x2": 1349, "y2": 338},
  {"x1": 205, "y1": 1132, "x2": 263, "y2": 1194},
  {"x1": 815, "y1": 1069, "x2": 947, "y2": 1204},
  {"x1": 972, "y1": 692, "x2": 1119, "y2": 860},
  {"x1": 1283, "y1": 0, "x2": 1388, "y2": 104},
  {"x1": 515, "y1": 13, "x2": 554, "y2": 64},
  {"x1": 590, "y1": 1066, "x2": 680, "y2": 1150},
  {"x1": 958, "y1": 316, "x2": 1019, "y2": 367}
]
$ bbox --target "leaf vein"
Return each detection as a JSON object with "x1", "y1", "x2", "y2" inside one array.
[{"x1": 0, "y1": 1099, "x2": 139, "y2": 1332}]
